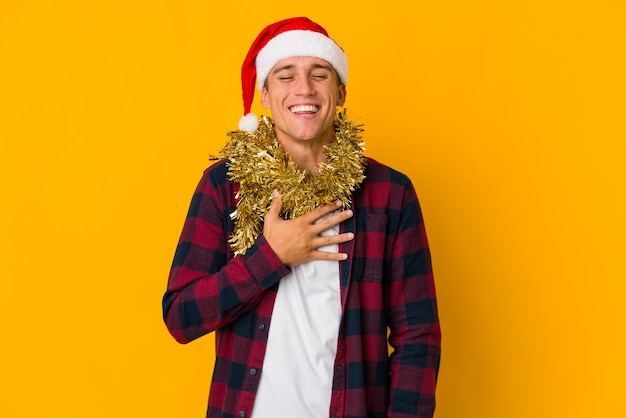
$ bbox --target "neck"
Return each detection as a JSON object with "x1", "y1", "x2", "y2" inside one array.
[
  {"x1": 276, "y1": 129, "x2": 334, "y2": 174},
  {"x1": 277, "y1": 135, "x2": 333, "y2": 174}
]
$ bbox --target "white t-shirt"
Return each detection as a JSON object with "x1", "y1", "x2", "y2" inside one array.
[{"x1": 251, "y1": 223, "x2": 341, "y2": 418}]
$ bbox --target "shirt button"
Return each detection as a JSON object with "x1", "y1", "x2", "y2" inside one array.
[
  {"x1": 250, "y1": 368, "x2": 257, "y2": 375},
  {"x1": 258, "y1": 323, "x2": 265, "y2": 330},
  {"x1": 239, "y1": 411, "x2": 246, "y2": 418}
]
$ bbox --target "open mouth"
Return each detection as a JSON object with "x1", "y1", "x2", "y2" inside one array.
[{"x1": 289, "y1": 104, "x2": 319, "y2": 115}]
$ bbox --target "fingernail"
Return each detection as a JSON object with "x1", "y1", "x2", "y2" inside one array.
[{"x1": 345, "y1": 210, "x2": 353, "y2": 217}]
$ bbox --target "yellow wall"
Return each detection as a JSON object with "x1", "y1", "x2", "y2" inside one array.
[{"x1": 1, "y1": 1, "x2": 624, "y2": 417}]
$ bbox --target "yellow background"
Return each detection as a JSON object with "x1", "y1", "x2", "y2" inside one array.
[{"x1": 1, "y1": 1, "x2": 624, "y2": 417}]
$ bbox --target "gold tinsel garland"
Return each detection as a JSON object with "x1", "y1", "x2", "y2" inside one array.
[{"x1": 218, "y1": 109, "x2": 366, "y2": 255}]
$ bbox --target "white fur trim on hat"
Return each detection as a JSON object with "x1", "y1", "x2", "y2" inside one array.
[{"x1": 255, "y1": 30, "x2": 348, "y2": 92}]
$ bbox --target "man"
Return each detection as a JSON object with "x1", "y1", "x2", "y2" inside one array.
[{"x1": 163, "y1": 17, "x2": 441, "y2": 418}]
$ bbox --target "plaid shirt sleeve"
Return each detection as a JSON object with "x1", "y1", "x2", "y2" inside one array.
[
  {"x1": 162, "y1": 161, "x2": 291, "y2": 344},
  {"x1": 385, "y1": 168, "x2": 440, "y2": 418}
]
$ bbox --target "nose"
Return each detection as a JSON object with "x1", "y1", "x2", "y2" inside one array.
[{"x1": 294, "y1": 76, "x2": 315, "y2": 96}]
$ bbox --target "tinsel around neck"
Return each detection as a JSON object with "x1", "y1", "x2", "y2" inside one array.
[{"x1": 218, "y1": 109, "x2": 366, "y2": 256}]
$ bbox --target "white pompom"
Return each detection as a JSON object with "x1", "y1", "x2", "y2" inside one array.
[{"x1": 238, "y1": 113, "x2": 259, "y2": 132}]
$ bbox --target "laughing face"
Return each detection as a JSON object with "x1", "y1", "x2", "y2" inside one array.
[{"x1": 261, "y1": 56, "x2": 347, "y2": 150}]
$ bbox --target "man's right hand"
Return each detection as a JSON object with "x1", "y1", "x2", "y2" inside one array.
[{"x1": 262, "y1": 190, "x2": 355, "y2": 267}]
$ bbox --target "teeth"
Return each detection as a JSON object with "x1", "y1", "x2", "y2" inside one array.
[{"x1": 290, "y1": 105, "x2": 318, "y2": 113}]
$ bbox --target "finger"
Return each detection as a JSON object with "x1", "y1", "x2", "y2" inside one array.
[
  {"x1": 310, "y1": 250, "x2": 349, "y2": 261},
  {"x1": 314, "y1": 232, "x2": 354, "y2": 248},
  {"x1": 265, "y1": 190, "x2": 282, "y2": 221},
  {"x1": 305, "y1": 200, "x2": 344, "y2": 223},
  {"x1": 312, "y1": 209, "x2": 354, "y2": 235}
]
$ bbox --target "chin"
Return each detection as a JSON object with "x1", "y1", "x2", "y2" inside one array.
[{"x1": 286, "y1": 127, "x2": 318, "y2": 141}]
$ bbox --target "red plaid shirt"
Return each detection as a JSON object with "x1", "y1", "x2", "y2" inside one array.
[{"x1": 163, "y1": 157, "x2": 441, "y2": 418}]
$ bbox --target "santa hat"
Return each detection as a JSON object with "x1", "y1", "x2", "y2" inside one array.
[{"x1": 238, "y1": 17, "x2": 348, "y2": 132}]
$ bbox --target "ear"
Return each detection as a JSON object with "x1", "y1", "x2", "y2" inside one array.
[
  {"x1": 337, "y1": 84, "x2": 347, "y2": 107},
  {"x1": 261, "y1": 88, "x2": 270, "y2": 109}
]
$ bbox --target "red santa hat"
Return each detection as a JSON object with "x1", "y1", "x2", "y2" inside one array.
[{"x1": 238, "y1": 17, "x2": 349, "y2": 132}]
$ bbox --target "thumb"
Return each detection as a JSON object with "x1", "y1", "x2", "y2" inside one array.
[{"x1": 265, "y1": 190, "x2": 282, "y2": 221}]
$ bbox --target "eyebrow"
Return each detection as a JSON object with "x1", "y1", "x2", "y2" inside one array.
[
  {"x1": 311, "y1": 63, "x2": 333, "y2": 71},
  {"x1": 271, "y1": 64, "x2": 295, "y2": 73}
]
